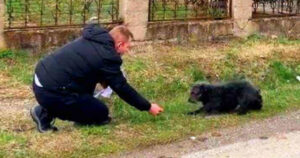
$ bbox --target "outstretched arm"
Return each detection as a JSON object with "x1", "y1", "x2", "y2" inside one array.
[
  {"x1": 107, "y1": 72, "x2": 151, "y2": 111},
  {"x1": 100, "y1": 59, "x2": 164, "y2": 114},
  {"x1": 104, "y1": 70, "x2": 164, "y2": 114}
]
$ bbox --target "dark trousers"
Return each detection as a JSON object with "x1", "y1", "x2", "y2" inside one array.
[{"x1": 32, "y1": 83, "x2": 109, "y2": 125}]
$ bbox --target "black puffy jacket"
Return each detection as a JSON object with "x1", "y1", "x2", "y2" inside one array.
[{"x1": 35, "y1": 24, "x2": 151, "y2": 111}]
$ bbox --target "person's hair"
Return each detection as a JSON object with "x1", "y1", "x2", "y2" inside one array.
[{"x1": 109, "y1": 25, "x2": 134, "y2": 41}]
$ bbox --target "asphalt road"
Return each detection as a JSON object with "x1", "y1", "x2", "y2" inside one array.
[{"x1": 182, "y1": 131, "x2": 300, "y2": 158}]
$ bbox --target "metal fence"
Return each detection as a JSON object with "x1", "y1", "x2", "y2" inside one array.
[
  {"x1": 253, "y1": 0, "x2": 300, "y2": 18},
  {"x1": 149, "y1": 0, "x2": 231, "y2": 21},
  {"x1": 4, "y1": 0, "x2": 120, "y2": 29}
]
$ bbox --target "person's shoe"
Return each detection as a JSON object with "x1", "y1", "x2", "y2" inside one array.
[{"x1": 30, "y1": 105, "x2": 58, "y2": 133}]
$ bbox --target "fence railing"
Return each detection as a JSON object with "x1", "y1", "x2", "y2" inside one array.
[
  {"x1": 4, "y1": 0, "x2": 120, "y2": 29},
  {"x1": 252, "y1": 0, "x2": 300, "y2": 18},
  {"x1": 149, "y1": 0, "x2": 231, "y2": 21}
]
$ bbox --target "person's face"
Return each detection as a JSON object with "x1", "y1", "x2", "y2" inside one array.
[{"x1": 115, "y1": 38, "x2": 131, "y2": 55}]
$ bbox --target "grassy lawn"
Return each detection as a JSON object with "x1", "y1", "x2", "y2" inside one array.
[{"x1": 0, "y1": 36, "x2": 299, "y2": 157}]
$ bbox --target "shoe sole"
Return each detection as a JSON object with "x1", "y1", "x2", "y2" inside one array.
[{"x1": 30, "y1": 107, "x2": 46, "y2": 133}]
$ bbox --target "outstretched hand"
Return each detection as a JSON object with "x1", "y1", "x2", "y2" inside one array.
[{"x1": 149, "y1": 103, "x2": 164, "y2": 116}]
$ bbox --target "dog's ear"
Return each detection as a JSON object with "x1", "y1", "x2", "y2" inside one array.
[
  {"x1": 198, "y1": 84, "x2": 208, "y2": 91},
  {"x1": 191, "y1": 83, "x2": 209, "y2": 95},
  {"x1": 199, "y1": 84, "x2": 213, "y2": 95}
]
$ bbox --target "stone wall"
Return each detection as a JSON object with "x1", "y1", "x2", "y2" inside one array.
[
  {"x1": 146, "y1": 20, "x2": 234, "y2": 42},
  {"x1": 250, "y1": 16, "x2": 300, "y2": 39},
  {"x1": 4, "y1": 23, "x2": 120, "y2": 53},
  {"x1": 4, "y1": 27, "x2": 82, "y2": 53}
]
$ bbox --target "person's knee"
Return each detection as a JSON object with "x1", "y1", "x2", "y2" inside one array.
[
  {"x1": 101, "y1": 106, "x2": 109, "y2": 119},
  {"x1": 92, "y1": 103, "x2": 109, "y2": 122},
  {"x1": 99, "y1": 105, "x2": 109, "y2": 117}
]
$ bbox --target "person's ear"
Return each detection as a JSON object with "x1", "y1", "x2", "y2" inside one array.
[{"x1": 117, "y1": 42, "x2": 123, "y2": 48}]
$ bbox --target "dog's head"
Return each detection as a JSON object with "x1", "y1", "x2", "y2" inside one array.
[{"x1": 188, "y1": 83, "x2": 210, "y2": 103}]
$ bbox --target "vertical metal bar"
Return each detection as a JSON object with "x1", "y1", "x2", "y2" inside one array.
[
  {"x1": 69, "y1": 0, "x2": 73, "y2": 25},
  {"x1": 98, "y1": 0, "x2": 101, "y2": 24},
  {"x1": 296, "y1": 0, "x2": 300, "y2": 14},
  {"x1": 149, "y1": 0, "x2": 156, "y2": 21},
  {"x1": 262, "y1": 1, "x2": 265, "y2": 14},
  {"x1": 229, "y1": 0, "x2": 232, "y2": 18},
  {"x1": 116, "y1": 0, "x2": 119, "y2": 21},
  {"x1": 7, "y1": 0, "x2": 12, "y2": 28},
  {"x1": 281, "y1": 0, "x2": 284, "y2": 13},
  {"x1": 83, "y1": 0, "x2": 86, "y2": 24},
  {"x1": 40, "y1": 0, "x2": 44, "y2": 26},
  {"x1": 55, "y1": 0, "x2": 58, "y2": 25},
  {"x1": 174, "y1": 0, "x2": 177, "y2": 19},
  {"x1": 195, "y1": 2, "x2": 198, "y2": 18},
  {"x1": 152, "y1": 0, "x2": 156, "y2": 21},
  {"x1": 163, "y1": 0, "x2": 166, "y2": 20},
  {"x1": 25, "y1": 0, "x2": 29, "y2": 27},
  {"x1": 287, "y1": 0, "x2": 290, "y2": 14},
  {"x1": 288, "y1": 0, "x2": 293, "y2": 13},
  {"x1": 185, "y1": 0, "x2": 188, "y2": 18},
  {"x1": 148, "y1": 0, "x2": 152, "y2": 21},
  {"x1": 277, "y1": 0, "x2": 280, "y2": 13},
  {"x1": 286, "y1": 0, "x2": 289, "y2": 13},
  {"x1": 111, "y1": 0, "x2": 115, "y2": 22},
  {"x1": 270, "y1": 1, "x2": 276, "y2": 14}
]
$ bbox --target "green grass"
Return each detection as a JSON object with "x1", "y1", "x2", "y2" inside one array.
[
  {"x1": 0, "y1": 36, "x2": 299, "y2": 157},
  {"x1": 0, "y1": 49, "x2": 41, "y2": 84},
  {"x1": 0, "y1": 130, "x2": 31, "y2": 158}
]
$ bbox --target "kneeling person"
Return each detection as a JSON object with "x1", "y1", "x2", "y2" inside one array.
[{"x1": 31, "y1": 24, "x2": 163, "y2": 133}]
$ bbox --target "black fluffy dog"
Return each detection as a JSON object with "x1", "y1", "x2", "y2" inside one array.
[{"x1": 188, "y1": 81, "x2": 262, "y2": 115}]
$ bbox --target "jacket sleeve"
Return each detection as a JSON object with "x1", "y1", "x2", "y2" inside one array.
[{"x1": 102, "y1": 67, "x2": 151, "y2": 111}]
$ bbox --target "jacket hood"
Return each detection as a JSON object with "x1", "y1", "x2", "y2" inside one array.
[
  {"x1": 82, "y1": 24, "x2": 114, "y2": 46},
  {"x1": 82, "y1": 24, "x2": 122, "y2": 66}
]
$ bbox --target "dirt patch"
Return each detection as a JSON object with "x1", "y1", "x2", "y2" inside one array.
[
  {"x1": 0, "y1": 73, "x2": 33, "y2": 100},
  {"x1": 27, "y1": 130, "x2": 82, "y2": 156},
  {"x1": 276, "y1": 46, "x2": 300, "y2": 62},
  {"x1": 0, "y1": 99, "x2": 34, "y2": 131}
]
